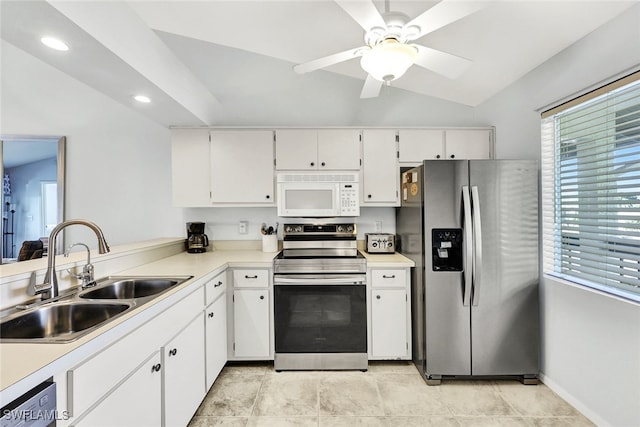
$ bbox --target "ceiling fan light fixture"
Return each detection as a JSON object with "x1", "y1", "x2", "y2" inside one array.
[{"x1": 360, "y1": 38, "x2": 417, "y2": 82}]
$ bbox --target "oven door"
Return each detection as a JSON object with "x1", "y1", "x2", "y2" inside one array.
[{"x1": 274, "y1": 275, "x2": 367, "y2": 354}]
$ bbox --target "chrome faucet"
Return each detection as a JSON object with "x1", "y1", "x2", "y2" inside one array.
[
  {"x1": 64, "y1": 242, "x2": 96, "y2": 289},
  {"x1": 30, "y1": 219, "x2": 110, "y2": 300}
]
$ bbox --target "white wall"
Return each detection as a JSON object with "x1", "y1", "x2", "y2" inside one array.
[
  {"x1": 0, "y1": 41, "x2": 185, "y2": 248},
  {"x1": 475, "y1": 6, "x2": 640, "y2": 426}
]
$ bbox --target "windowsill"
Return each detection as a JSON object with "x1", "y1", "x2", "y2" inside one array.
[{"x1": 543, "y1": 273, "x2": 640, "y2": 305}]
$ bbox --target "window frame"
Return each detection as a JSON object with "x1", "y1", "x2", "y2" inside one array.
[{"x1": 541, "y1": 71, "x2": 640, "y2": 303}]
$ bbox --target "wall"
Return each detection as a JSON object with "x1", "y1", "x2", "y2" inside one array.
[
  {"x1": 0, "y1": 41, "x2": 185, "y2": 247},
  {"x1": 475, "y1": 5, "x2": 640, "y2": 426}
]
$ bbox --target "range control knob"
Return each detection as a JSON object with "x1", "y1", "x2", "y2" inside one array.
[{"x1": 337, "y1": 225, "x2": 344, "y2": 233}]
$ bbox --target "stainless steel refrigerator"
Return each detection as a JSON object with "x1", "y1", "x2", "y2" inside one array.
[{"x1": 396, "y1": 160, "x2": 539, "y2": 385}]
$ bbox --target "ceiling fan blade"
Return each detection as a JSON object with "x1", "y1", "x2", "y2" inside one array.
[
  {"x1": 404, "y1": 0, "x2": 486, "y2": 41},
  {"x1": 293, "y1": 46, "x2": 367, "y2": 74},
  {"x1": 334, "y1": 0, "x2": 386, "y2": 32},
  {"x1": 360, "y1": 74, "x2": 383, "y2": 99},
  {"x1": 413, "y1": 44, "x2": 472, "y2": 79}
]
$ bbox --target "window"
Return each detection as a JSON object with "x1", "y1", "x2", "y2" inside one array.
[{"x1": 541, "y1": 72, "x2": 640, "y2": 301}]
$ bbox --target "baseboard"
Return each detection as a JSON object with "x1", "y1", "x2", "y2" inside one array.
[{"x1": 538, "y1": 372, "x2": 608, "y2": 427}]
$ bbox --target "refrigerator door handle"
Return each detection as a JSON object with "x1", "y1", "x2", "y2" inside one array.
[
  {"x1": 471, "y1": 185, "x2": 483, "y2": 306},
  {"x1": 462, "y1": 185, "x2": 473, "y2": 307}
]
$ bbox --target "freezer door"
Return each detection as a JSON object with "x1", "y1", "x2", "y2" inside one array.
[
  {"x1": 469, "y1": 160, "x2": 539, "y2": 376},
  {"x1": 423, "y1": 160, "x2": 471, "y2": 376}
]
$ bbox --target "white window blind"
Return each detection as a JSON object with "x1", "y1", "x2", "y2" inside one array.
[{"x1": 541, "y1": 73, "x2": 640, "y2": 300}]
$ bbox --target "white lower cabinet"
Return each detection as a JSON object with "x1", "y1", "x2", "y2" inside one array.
[
  {"x1": 66, "y1": 283, "x2": 222, "y2": 427},
  {"x1": 163, "y1": 314, "x2": 206, "y2": 427},
  {"x1": 233, "y1": 288, "x2": 270, "y2": 358},
  {"x1": 369, "y1": 268, "x2": 411, "y2": 360},
  {"x1": 205, "y1": 294, "x2": 227, "y2": 389},
  {"x1": 73, "y1": 352, "x2": 162, "y2": 427}
]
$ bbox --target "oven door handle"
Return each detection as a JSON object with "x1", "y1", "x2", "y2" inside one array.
[{"x1": 274, "y1": 276, "x2": 366, "y2": 286}]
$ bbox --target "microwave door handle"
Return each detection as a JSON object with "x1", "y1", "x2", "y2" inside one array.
[{"x1": 462, "y1": 185, "x2": 473, "y2": 307}]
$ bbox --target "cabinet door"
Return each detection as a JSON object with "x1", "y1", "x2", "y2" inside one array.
[
  {"x1": 163, "y1": 314, "x2": 206, "y2": 427},
  {"x1": 73, "y1": 352, "x2": 162, "y2": 427},
  {"x1": 362, "y1": 130, "x2": 399, "y2": 205},
  {"x1": 317, "y1": 129, "x2": 361, "y2": 170},
  {"x1": 205, "y1": 295, "x2": 227, "y2": 390},
  {"x1": 445, "y1": 129, "x2": 492, "y2": 159},
  {"x1": 398, "y1": 130, "x2": 444, "y2": 163},
  {"x1": 233, "y1": 289, "x2": 270, "y2": 358},
  {"x1": 210, "y1": 130, "x2": 275, "y2": 204},
  {"x1": 171, "y1": 128, "x2": 211, "y2": 207},
  {"x1": 275, "y1": 129, "x2": 318, "y2": 170},
  {"x1": 371, "y1": 289, "x2": 408, "y2": 359}
]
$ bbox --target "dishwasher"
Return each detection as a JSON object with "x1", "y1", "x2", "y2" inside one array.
[{"x1": 1, "y1": 380, "x2": 58, "y2": 427}]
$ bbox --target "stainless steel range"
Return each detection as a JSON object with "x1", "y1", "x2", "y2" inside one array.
[{"x1": 273, "y1": 223, "x2": 367, "y2": 371}]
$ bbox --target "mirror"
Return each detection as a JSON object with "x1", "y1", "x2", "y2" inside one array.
[{"x1": 0, "y1": 135, "x2": 65, "y2": 264}]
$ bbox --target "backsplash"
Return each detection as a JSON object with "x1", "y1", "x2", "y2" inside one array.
[{"x1": 182, "y1": 207, "x2": 396, "y2": 241}]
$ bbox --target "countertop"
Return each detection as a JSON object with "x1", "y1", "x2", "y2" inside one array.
[{"x1": 0, "y1": 247, "x2": 413, "y2": 405}]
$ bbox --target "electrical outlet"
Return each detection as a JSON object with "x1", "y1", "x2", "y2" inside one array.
[
  {"x1": 238, "y1": 221, "x2": 248, "y2": 234},
  {"x1": 375, "y1": 221, "x2": 382, "y2": 232}
]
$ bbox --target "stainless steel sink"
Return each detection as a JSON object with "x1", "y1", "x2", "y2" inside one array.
[
  {"x1": 78, "y1": 276, "x2": 191, "y2": 300},
  {"x1": 0, "y1": 275, "x2": 192, "y2": 343},
  {"x1": 0, "y1": 301, "x2": 132, "y2": 343}
]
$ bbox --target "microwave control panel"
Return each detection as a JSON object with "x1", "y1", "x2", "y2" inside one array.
[{"x1": 340, "y1": 183, "x2": 360, "y2": 216}]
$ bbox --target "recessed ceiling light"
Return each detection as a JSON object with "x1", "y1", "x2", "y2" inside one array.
[
  {"x1": 133, "y1": 95, "x2": 151, "y2": 103},
  {"x1": 40, "y1": 36, "x2": 69, "y2": 51}
]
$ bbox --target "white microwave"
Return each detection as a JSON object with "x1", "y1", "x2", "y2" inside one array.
[{"x1": 277, "y1": 172, "x2": 360, "y2": 217}]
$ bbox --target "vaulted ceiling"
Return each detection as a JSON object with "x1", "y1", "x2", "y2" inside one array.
[{"x1": 1, "y1": 1, "x2": 636, "y2": 127}]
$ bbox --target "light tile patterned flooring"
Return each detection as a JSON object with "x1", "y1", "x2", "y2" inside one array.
[{"x1": 188, "y1": 361, "x2": 594, "y2": 427}]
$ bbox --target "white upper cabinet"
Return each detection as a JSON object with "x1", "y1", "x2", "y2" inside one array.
[
  {"x1": 275, "y1": 129, "x2": 361, "y2": 171},
  {"x1": 171, "y1": 128, "x2": 211, "y2": 207},
  {"x1": 274, "y1": 129, "x2": 317, "y2": 170},
  {"x1": 210, "y1": 130, "x2": 275, "y2": 205},
  {"x1": 361, "y1": 129, "x2": 399, "y2": 206},
  {"x1": 444, "y1": 129, "x2": 493, "y2": 160},
  {"x1": 399, "y1": 128, "x2": 494, "y2": 165},
  {"x1": 398, "y1": 129, "x2": 444, "y2": 164}
]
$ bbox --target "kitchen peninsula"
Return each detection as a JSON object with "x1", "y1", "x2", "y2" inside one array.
[{"x1": 0, "y1": 238, "x2": 412, "y2": 426}]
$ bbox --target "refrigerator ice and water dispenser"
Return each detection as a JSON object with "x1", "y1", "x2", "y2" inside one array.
[{"x1": 431, "y1": 228, "x2": 463, "y2": 271}]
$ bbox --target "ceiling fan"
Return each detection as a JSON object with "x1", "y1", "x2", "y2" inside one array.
[{"x1": 293, "y1": 0, "x2": 486, "y2": 98}]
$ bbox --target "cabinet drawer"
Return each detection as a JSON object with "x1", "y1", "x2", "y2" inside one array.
[
  {"x1": 233, "y1": 269, "x2": 269, "y2": 288},
  {"x1": 371, "y1": 269, "x2": 406, "y2": 288},
  {"x1": 205, "y1": 271, "x2": 226, "y2": 306}
]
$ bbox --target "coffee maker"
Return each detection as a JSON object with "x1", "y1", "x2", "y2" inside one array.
[{"x1": 186, "y1": 222, "x2": 209, "y2": 253}]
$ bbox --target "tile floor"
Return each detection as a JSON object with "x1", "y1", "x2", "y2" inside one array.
[{"x1": 188, "y1": 362, "x2": 594, "y2": 427}]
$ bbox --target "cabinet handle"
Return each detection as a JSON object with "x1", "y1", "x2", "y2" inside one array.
[
  {"x1": 151, "y1": 363, "x2": 162, "y2": 373},
  {"x1": 382, "y1": 274, "x2": 396, "y2": 279},
  {"x1": 310, "y1": 162, "x2": 315, "y2": 167},
  {"x1": 266, "y1": 194, "x2": 271, "y2": 199},
  {"x1": 245, "y1": 275, "x2": 258, "y2": 279},
  {"x1": 214, "y1": 281, "x2": 222, "y2": 287},
  {"x1": 450, "y1": 154, "x2": 455, "y2": 159},
  {"x1": 259, "y1": 295, "x2": 265, "y2": 300},
  {"x1": 367, "y1": 194, "x2": 372, "y2": 199},
  {"x1": 208, "y1": 312, "x2": 215, "y2": 318},
  {"x1": 436, "y1": 155, "x2": 441, "y2": 159},
  {"x1": 169, "y1": 348, "x2": 178, "y2": 357},
  {"x1": 321, "y1": 162, "x2": 326, "y2": 167},
  {"x1": 376, "y1": 295, "x2": 381, "y2": 300}
]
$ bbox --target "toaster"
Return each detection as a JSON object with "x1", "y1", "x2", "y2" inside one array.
[{"x1": 365, "y1": 233, "x2": 395, "y2": 254}]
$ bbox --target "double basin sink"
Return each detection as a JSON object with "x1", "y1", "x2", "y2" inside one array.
[{"x1": 0, "y1": 276, "x2": 192, "y2": 343}]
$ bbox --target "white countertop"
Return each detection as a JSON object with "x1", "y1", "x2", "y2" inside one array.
[{"x1": 0, "y1": 247, "x2": 413, "y2": 405}]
